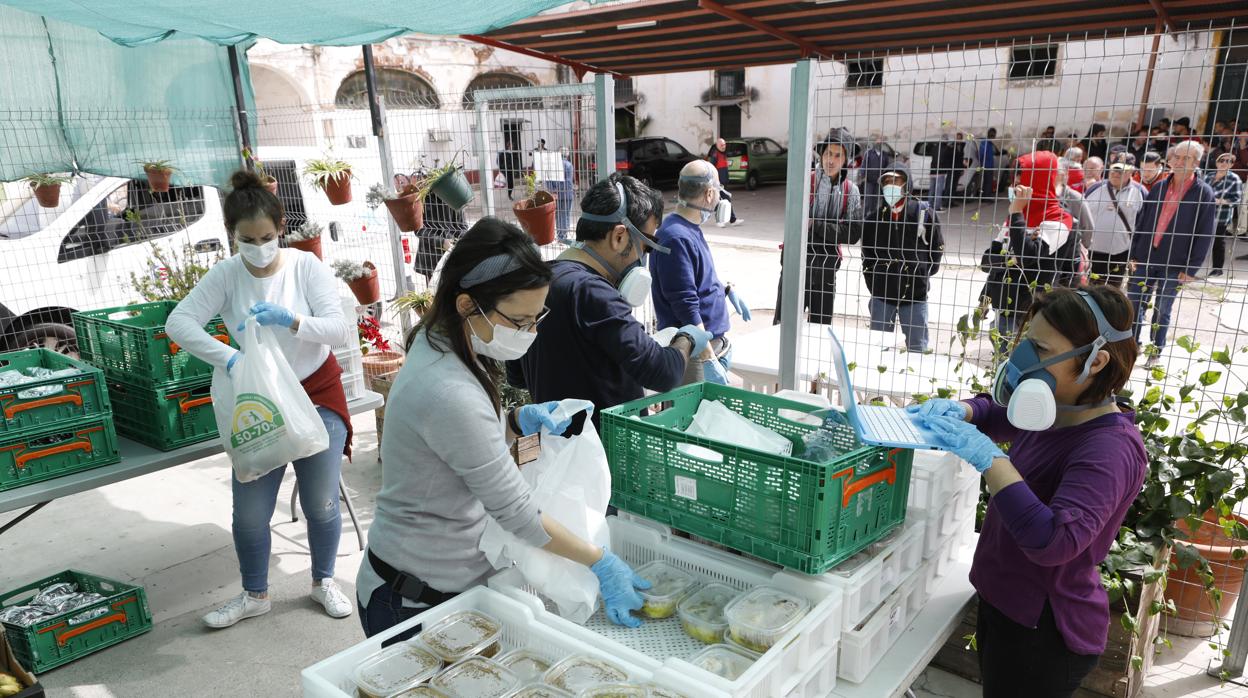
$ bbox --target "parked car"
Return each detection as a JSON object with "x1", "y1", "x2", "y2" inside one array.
[
  {"x1": 723, "y1": 137, "x2": 789, "y2": 190},
  {"x1": 615, "y1": 137, "x2": 699, "y2": 187}
]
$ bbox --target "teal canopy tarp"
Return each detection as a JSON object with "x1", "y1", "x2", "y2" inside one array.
[
  {"x1": 0, "y1": 1, "x2": 577, "y2": 47},
  {"x1": 0, "y1": 5, "x2": 254, "y2": 188}
]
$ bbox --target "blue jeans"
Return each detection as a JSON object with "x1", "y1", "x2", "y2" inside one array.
[
  {"x1": 358, "y1": 583, "x2": 433, "y2": 646},
  {"x1": 929, "y1": 174, "x2": 947, "y2": 210},
  {"x1": 232, "y1": 406, "x2": 348, "y2": 593},
  {"x1": 555, "y1": 188, "x2": 574, "y2": 241},
  {"x1": 1127, "y1": 268, "x2": 1182, "y2": 349},
  {"x1": 869, "y1": 298, "x2": 930, "y2": 351}
]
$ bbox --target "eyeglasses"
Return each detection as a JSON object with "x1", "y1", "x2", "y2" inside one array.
[{"x1": 492, "y1": 306, "x2": 550, "y2": 332}]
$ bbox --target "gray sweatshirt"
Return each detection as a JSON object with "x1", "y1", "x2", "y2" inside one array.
[{"x1": 362, "y1": 330, "x2": 550, "y2": 595}]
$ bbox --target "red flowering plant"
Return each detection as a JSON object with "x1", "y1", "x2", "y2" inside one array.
[{"x1": 357, "y1": 315, "x2": 392, "y2": 355}]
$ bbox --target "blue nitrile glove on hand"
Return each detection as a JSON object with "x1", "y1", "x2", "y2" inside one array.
[
  {"x1": 916, "y1": 414, "x2": 1005, "y2": 473},
  {"x1": 676, "y1": 325, "x2": 713, "y2": 358},
  {"x1": 238, "y1": 302, "x2": 296, "y2": 331},
  {"x1": 905, "y1": 398, "x2": 969, "y2": 422},
  {"x1": 226, "y1": 352, "x2": 241, "y2": 375},
  {"x1": 515, "y1": 401, "x2": 573, "y2": 436},
  {"x1": 590, "y1": 549, "x2": 652, "y2": 628},
  {"x1": 727, "y1": 288, "x2": 752, "y2": 321}
]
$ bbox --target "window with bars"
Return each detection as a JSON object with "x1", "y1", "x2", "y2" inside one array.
[
  {"x1": 845, "y1": 59, "x2": 884, "y2": 89},
  {"x1": 1008, "y1": 44, "x2": 1059, "y2": 81},
  {"x1": 334, "y1": 68, "x2": 440, "y2": 109},
  {"x1": 715, "y1": 69, "x2": 746, "y2": 98}
]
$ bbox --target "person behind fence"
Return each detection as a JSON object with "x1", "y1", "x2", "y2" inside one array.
[
  {"x1": 1054, "y1": 159, "x2": 1095, "y2": 256},
  {"x1": 166, "y1": 170, "x2": 355, "y2": 629},
  {"x1": 907, "y1": 284, "x2": 1144, "y2": 698},
  {"x1": 980, "y1": 151, "x2": 1079, "y2": 338},
  {"x1": 860, "y1": 165, "x2": 944, "y2": 352},
  {"x1": 1082, "y1": 156, "x2": 1104, "y2": 190},
  {"x1": 860, "y1": 134, "x2": 893, "y2": 212},
  {"x1": 1136, "y1": 151, "x2": 1168, "y2": 193},
  {"x1": 358, "y1": 218, "x2": 653, "y2": 641},
  {"x1": 550, "y1": 147, "x2": 576, "y2": 242},
  {"x1": 706, "y1": 137, "x2": 741, "y2": 227},
  {"x1": 775, "y1": 127, "x2": 862, "y2": 325},
  {"x1": 1235, "y1": 129, "x2": 1248, "y2": 240},
  {"x1": 650, "y1": 160, "x2": 750, "y2": 383},
  {"x1": 975, "y1": 127, "x2": 999, "y2": 201},
  {"x1": 1203, "y1": 151, "x2": 1242, "y2": 277},
  {"x1": 1128, "y1": 140, "x2": 1216, "y2": 362},
  {"x1": 1083, "y1": 154, "x2": 1146, "y2": 288},
  {"x1": 506, "y1": 174, "x2": 710, "y2": 435}
]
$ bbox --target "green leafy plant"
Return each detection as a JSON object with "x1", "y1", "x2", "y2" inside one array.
[
  {"x1": 331, "y1": 259, "x2": 370, "y2": 282},
  {"x1": 135, "y1": 159, "x2": 175, "y2": 173},
  {"x1": 392, "y1": 289, "x2": 434, "y2": 318},
  {"x1": 23, "y1": 173, "x2": 72, "y2": 187},
  {"x1": 241, "y1": 147, "x2": 271, "y2": 181},
  {"x1": 303, "y1": 155, "x2": 353, "y2": 191},
  {"x1": 128, "y1": 243, "x2": 223, "y2": 302}
]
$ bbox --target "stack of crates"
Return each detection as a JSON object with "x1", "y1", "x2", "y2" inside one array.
[
  {"x1": 72, "y1": 301, "x2": 229, "y2": 451},
  {"x1": 0, "y1": 348, "x2": 120, "y2": 491}
]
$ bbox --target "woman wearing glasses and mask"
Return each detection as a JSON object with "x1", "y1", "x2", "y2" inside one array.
[
  {"x1": 908, "y1": 285, "x2": 1146, "y2": 698},
  {"x1": 357, "y1": 218, "x2": 651, "y2": 641}
]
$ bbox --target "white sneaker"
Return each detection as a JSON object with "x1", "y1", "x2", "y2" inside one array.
[
  {"x1": 716, "y1": 221, "x2": 726, "y2": 228},
  {"x1": 202, "y1": 591, "x2": 271, "y2": 629},
  {"x1": 311, "y1": 579, "x2": 353, "y2": 619},
  {"x1": 732, "y1": 219, "x2": 745, "y2": 226}
]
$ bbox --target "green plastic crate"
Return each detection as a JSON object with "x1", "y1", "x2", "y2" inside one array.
[
  {"x1": 0, "y1": 570, "x2": 152, "y2": 673},
  {"x1": 72, "y1": 301, "x2": 233, "y2": 388},
  {"x1": 600, "y1": 383, "x2": 913, "y2": 575},
  {"x1": 0, "y1": 349, "x2": 111, "y2": 438},
  {"x1": 0, "y1": 416, "x2": 120, "y2": 492},
  {"x1": 108, "y1": 378, "x2": 218, "y2": 451}
]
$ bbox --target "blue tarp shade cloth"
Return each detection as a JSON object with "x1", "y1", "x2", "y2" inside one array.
[
  {"x1": 0, "y1": 1, "x2": 577, "y2": 47},
  {"x1": 0, "y1": 5, "x2": 255, "y2": 188}
]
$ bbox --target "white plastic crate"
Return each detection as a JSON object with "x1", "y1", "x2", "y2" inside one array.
[
  {"x1": 785, "y1": 643, "x2": 838, "y2": 697},
  {"x1": 822, "y1": 518, "x2": 926, "y2": 631},
  {"x1": 837, "y1": 564, "x2": 926, "y2": 683},
  {"x1": 301, "y1": 586, "x2": 657, "y2": 698},
  {"x1": 488, "y1": 516, "x2": 844, "y2": 698},
  {"x1": 332, "y1": 345, "x2": 365, "y2": 401},
  {"x1": 907, "y1": 449, "x2": 958, "y2": 513},
  {"x1": 932, "y1": 515, "x2": 977, "y2": 581}
]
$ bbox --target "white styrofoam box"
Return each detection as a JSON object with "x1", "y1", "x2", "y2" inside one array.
[
  {"x1": 488, "y1": 516, "x2": 844, "y2": 698},
  {"x1": 838, "y1": 564, "x2": 928, "y2": 683},
  {"x1": 823, "y1": 518, "x2": 926, "y2": 631},
  {"x1": 784, "y1": 642, "x2": 838, "y2": 697},
  {"x1": 301, "y1": 586, "x2": 655, "y2": 698}
]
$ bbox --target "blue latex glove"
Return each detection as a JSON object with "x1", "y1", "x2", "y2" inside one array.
[
  {"x1": 238, "y1": 302, "x2": 296, "y2": 330},
  {"x1": 727, "y1": 288, "x2": 752, "y2": 321},
  {"x1": 703, "y1": 357, "x2": 729, "y2": 385},
  {"x1": 515, "y1": 401, "x2": 573, "y2": 436},
  {"x1": 916, "y1": 414, "x2": 1005, "y2": 473},
  {"x1": 905, "y1": 398, "x2": 969, "y2": 422},
  {"x1": 676, "y1": 325, "x2": 713, "y2": 358},
  {"x1": 226, "y1": 352, "x2": 241, "y2": 375},
  {"x1": 590, "y1": 549, "x2": 652, "y2": 628}
]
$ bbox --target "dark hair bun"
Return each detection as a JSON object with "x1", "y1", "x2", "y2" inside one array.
[{"x1": 229, "y1": 169, "x2": 265, "y2": 191}]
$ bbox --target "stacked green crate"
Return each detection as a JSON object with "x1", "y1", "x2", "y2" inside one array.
[
  {"x1": 0, "y1": 348, "x2": 120, "y2": 491},
  {"x1": 72, "y1": 301, "x2": 228, "y2": 451}
]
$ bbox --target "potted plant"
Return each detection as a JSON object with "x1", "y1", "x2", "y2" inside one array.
[
  {"x1": 392, "y1": 289, "x2": 434, "y2": 320},
  {"x1": 285, "y1": 222, "x2": 324, "y2": 260},
  {"x1": 24, "y1": 173, "x2": 72, "y2": 208},
  {"x1": 426, "y1": 155, "x2": 474, "y2": 211},
  {"x1": 333, "y1": 259, "x2": 380, "y2": 306},
  {"x1": 513, "y1": 171, "x2": 557, "y2": 245},
  {"x1": 304, "y1": 155, "x2": 354, "y2": 205},
  {"x1": 356, "y1": 314, "x2": 403, "y2": 451},
  {"x1": 367, "y1": 180, "x2": 426, "y2": 233},
  {"x1": 137, "y1": 159, "x2": 175, "y2": 193},
  {"x1": 242, "y1": 147, "x2": 278, "y2": 194}
]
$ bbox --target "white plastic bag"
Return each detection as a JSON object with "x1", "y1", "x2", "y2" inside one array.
[
  {"x1": 479, "y1": 399, "x2": 609, "y2": 624},
  {"x1": 685, "y1": 399, "x2": 792, "y2": 456},
  {"x1": 214, "y1": 318, "x2": 330, "y2": 483}
]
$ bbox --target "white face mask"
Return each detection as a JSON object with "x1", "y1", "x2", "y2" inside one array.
[
  {"x1": 618, "y1": 257, "x2": 653, "y2": 308},
  {"x1": 468, "y1": 308, "x2": 537, "y2": 361},
  {"x1": 238, "y1": 239, "x2": 279, "y2": 268},
  {"x1": 882, "y1": 185, "x2": 905, "y2": 207}
]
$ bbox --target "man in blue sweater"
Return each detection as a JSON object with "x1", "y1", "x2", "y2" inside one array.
[
  {"x1": 1128, "y1": 140, "x2": 1216, "y2": 363},
  {"x1": 507, "y1": 174, "x2": 711, "y2": 433},
  {"x1": 650, "y1": 160, "x2": 751, "y2": 383}
]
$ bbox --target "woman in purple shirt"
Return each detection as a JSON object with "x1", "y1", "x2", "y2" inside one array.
[{"x1": 908, "y1": 284, "x2": 1147, "y2": 698}]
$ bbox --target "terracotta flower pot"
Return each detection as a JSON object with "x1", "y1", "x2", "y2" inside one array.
[
  {"x1": 347, "y1": 261, "x2": 381, "y2": 305},
  {"x1": 362, "y1": 350, "x2": 405, "y2": 380},
  {"x1": 322, "y1": 170, "x2": 353, "y2": 205},
  {"x1": 31, "y1": 182, "x2": 61, "y2": 208},
  {"x1": 145, "y1": 167, "x2": 173, "y2": 193},
  {"x1": 262, "y1": 176, "x2": 279, "y2": 196},
  {"x1": 1166, "y1": 510, "x2": 1248, "y2": 637},
  {"x1": 513, "y1": 190, "x2": 557, "y2": 245},
  {"x1": 288, "y1": 236, "x2": 322, "y2": 260},
  {"x1": 383, "y1": 194, "x2": 425, "y2": 232}
]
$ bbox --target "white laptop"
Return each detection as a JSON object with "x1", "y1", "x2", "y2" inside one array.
[{"x1": 826, "y1": 328, "x2": 944, "y2": 450}]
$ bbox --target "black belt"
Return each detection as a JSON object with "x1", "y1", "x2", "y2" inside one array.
[{"x1": 368, "y1": 549, "x2": 459, "y2": 607}]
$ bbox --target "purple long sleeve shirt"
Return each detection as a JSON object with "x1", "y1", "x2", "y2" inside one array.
[{"x1": 966, "y1": 394, "x2": 1147, "y2": 655}]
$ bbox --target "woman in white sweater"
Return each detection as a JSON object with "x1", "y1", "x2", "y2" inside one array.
[{"x1": 167, "y1": 170, "x2": 355, "y2": 629}]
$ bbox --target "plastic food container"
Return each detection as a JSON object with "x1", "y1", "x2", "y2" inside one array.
[
  {"x1": 723, "y1": 586, "x2": 810, "y2": 654},
  {"x1": 577, "y1": 684, "x2": 648, "y2": 698},
  {"x1": 677, "y1": 582, "x2": 738, "y2": 644},
  {"x1": 543, "y1": 655, "x2": 630, "y2": 693},
  {"x1": 688, "y1": 643, "x2": 757, "y2": 681},
  {"x1": 393, "y1": 687, "x2": 450, "y2": 697},
  {"x1": 641, "y1": 685, "x2": 689, "y2": 698},
  {"x1": 429, "y1": 657, "x2": 519, "y2": 698},
  {"x1": 497, "y1": 648, "x2": 552, "y2": 683},
  {"x1": 417, "y1": 610, "x2": 503, "y2": 663},
  {"x1": 633, "y1": 561, "x2": 695, "y2": 619},
  {"x1": 829, "y1": 552, "x2": 873, "y2": 577},
  {"x1": 512, "y1": 684, "x2": 574, "y2": 698},
  {"x1": 351, "y1": 642, "x2": 443, "y2": 698}
]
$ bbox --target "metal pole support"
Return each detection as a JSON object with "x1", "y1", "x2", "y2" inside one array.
[
  {"x1": 594, "y1": 74, "x2": 616, "y2": 184},
  {"x1": 227, "y1": 45, "x2": 254, "y2": 168},
  {"x1": 1216, "y1": 558, "x2": 1248, "y2": 682},
  {"x1": 779, "y1": 59, "x2": 815, "y2": 391},
  {"x1": 362, "y1": 44, "x2": 411, "y2": 335},
  {"x1": 474, "y1": 99, "x2": 495, "y2": 218}
]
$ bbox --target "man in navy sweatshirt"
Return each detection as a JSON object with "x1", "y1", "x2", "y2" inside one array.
[
  {"x1": 507, "y1": 174, "x2": 710, "y2": 434},
  {"x1": 650, "y1": 160, "x2": 751, "y2": 382}
]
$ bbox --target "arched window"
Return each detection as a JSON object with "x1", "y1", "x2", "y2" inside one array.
[
  {"x1": 462, "y1": 72, "x2": 540, "y2": 110},
  {"x1": 335, "y1": 68, "x2": 440, "y2": 109}
]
